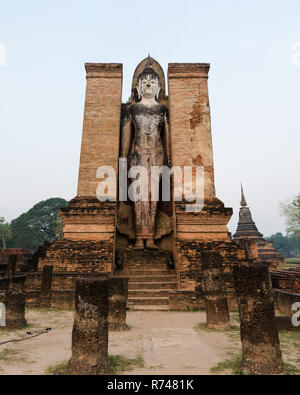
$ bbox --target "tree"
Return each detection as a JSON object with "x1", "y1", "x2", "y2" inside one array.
[
  {"x1": 267, "y1": 232, "x2": 300, "y2": 258},
  {"x1": 0, "y1": 217, "x2": 12, "y2": 249},
  {"x1": 267, "y1": 233, "x2": 290, "y2": 257},
  {"x1": 8, "y1": 198, "x2": 67, "y2": 253},
  {"x1": 280, "y1": 194, "x2": 300, "y2": 237}
]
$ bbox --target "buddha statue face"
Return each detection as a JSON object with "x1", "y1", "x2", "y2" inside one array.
[{"x1": 137, "y1": 70, "x2": 160, "y2": 101}]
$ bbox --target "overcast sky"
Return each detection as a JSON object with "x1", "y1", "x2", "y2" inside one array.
[{"x1": 0, "y1": 0, "x2": 299, "y2": 236}]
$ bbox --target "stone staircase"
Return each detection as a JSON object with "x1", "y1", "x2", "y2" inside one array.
[{"x1": 116, "y1": 249, "x2": 177, "y2": 311}]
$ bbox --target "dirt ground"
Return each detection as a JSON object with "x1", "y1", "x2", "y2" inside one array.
[{"x1": 0, "y1": 309, "x2": 299, "y2": 375}]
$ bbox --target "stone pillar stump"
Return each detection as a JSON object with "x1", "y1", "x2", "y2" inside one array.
[
  {"x1": 68, "y1": 277, "x2": 110, "y2": 375},
  {"x1": 233, "y1": 263, "x2": 284, "y2": 375},
  {"x1": 202, "y1": 251, "x2": 230, "y2": 330},
  {"x1": 108, "y1": 277, "x2": 128, "y2": 330},
  {"x1": 39, "y1": 265, "x2": 53, "y2": 308},
  {"x1": 5, "y1": 275, "x2": 27, "y2": 329}
]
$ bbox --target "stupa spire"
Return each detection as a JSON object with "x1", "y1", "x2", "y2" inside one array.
[
  {"x1": 233, "y1": 185, "x2": 263, "y2": 239},
  {"x1": 241, "y1": 184, "x2": 247, "y2": 207}
]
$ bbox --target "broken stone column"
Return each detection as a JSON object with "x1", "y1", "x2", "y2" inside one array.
[
  {"x1": 108, "y1": 277, "x2": 128, "y2": 330},
  {"x1": 202, "y1": 251, "x2": 230, "y2": 330},
  {"x1": 5, "y1": 275, "x2": 27, "y2": 329},
  {"x1": 68, "y1": 277, "x2": 110, "y2": 375},
  {"x1": 5, "y1": 254, "x2": 17, "y2": 279},
  {"x1": 39, "y1": 265, "x2": 53, "y2": 308},
  {"x1": 233, "y1": 263, "x2": 284, "y2": 375}
]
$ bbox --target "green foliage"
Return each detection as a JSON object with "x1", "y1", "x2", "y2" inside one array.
[
  {"x1": 109, "y1": 355, "x2": 144, "y2": 375},
  {"x1": 210, "y1": 354, "x2": 243, "y2": 375},
  {"x1": 267, "y1": 194, "x2": 300, "y2": 258},
  {"x1": 46, "y1": 361, "x2": 68, "y2": 375},
  {"x1": 281, "y1": 194, "x2": 300, "y2": 237},
  {"x1": 8, "y1": 198, "x2": 67, "y2": 253},
  {"x1": 0, "y1": 217, "x2": 12, "y2": 248}
]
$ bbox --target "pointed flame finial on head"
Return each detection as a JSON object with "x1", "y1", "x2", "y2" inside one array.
[
  {"x1": 147, "y1": 53, "x2": 152, "y2": 67},
  {"x1": 137, "y1": 54, "x2": 159, "y2": 81},
  {"x1": 240, "y1": 183, "x2": 247, "y2": 207}
]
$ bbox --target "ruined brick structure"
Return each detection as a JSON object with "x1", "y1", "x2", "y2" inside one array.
[
  {"x1": 233, "y1": 186, "x2": 283, "y2": 271},
  {"x1": 0, "y1": 248, "x2": 32, "y2": 273},
  {"x1": 30, "y1": 57, "x2": 250, "y2": 310},
  {"x1": 271, "y1": 267, "x2": 300, "y2": 295}
]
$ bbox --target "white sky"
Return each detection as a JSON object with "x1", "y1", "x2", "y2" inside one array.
[{"x1": 0, "y1": 0, "x2": 299, "y2": 236}]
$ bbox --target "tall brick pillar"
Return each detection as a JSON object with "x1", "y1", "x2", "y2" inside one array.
[
  {"x1": 168, "y1": 64, "x2": 233, "y2": 290},
  {"x1": 38, "y1": 64, "x2": 123, "y2": 274},
  {"x1": 77, "y1": 63, "x2": 122, "y2": 197},
  {"x1": 168, "y1": 63, "x2": 215, "y2": 199}
]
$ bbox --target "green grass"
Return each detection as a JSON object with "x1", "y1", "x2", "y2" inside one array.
[
  {"x1": 210, "y1": 354, "x2": 243, "y2": 375},
  {"x1": 210, "y1": 353, "x2": 300, "y2": 375},
  {"x1": 109, "y1": 355, "x2": 144, "y2": 375},
  {"x1": 0, "y1": 348, "x2": 27, "y2": 363},
  {"x1": 210, "y1": 328, "x2": 300, "y2": 375},
  {"x1": 0, "y1": 348, "x2": 19, "y2": 361},
  {"x1": 286, "y1": 258, "x2": 300, "y2": 264},
  {"x1": 46, "y1": 361, "x2": 69, "y2": 375},
  {"x1": 278, "y1": 329, "x2": 300, "y2": 374},
  {"x1": 284, "y1": 362, "x2": 300, "y2": 375},
  {"x1": 45, "y1": 355, "x2": 145, "y2": 375},
  {"x1": 278, "y1": 258, "x2": 300, "y2": 270}
]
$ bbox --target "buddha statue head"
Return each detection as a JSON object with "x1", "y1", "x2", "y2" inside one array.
[{"x1": 136, "y1": 56, "x2": 161, "y2": 101}]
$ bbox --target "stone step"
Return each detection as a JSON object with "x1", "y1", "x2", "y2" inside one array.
[
  {"x1": 118, "y1": 269, "x2": 175, "y2": 276},
  {"x1": 129, "y1": 289, "x2": 171, "y2": 297},
  {"x1": 121, "y1": 262, "x2": 170, "y2": 267},
  {"x1": 129, "y1": 282, "x2": 177, "y2": 290},
  {"x1": 128, "y1": 305, "x2": 170, "y2": 311},
  {"x1": 123, "y1": 249, "x2": 169, "y2": 259},
  {"x1": 128, "y1": 296, "x2": 169, "y2": 306},
  {"x1": 121, "y1": 267, "x2": 172, "y2": 273},
  {"x1": 119, "y1": 275, "x2": 177, "y2": 283}
]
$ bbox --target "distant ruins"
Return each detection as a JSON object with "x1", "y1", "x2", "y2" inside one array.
[{"x1": 233, "y1": 186, "x2": 283, "y2": 271}]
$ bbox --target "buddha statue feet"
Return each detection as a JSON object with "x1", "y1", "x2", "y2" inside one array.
[
  {"x1": 146, "y1": 239, "x2": 158, "y2": 250},
  {"x1": 134, "y1": 238, "x2": 144, "y2": 250}
]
